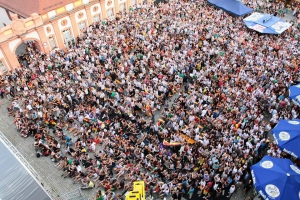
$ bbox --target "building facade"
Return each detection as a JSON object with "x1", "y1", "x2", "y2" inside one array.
[
  {"x1": 0, "y1": 0, "x2": 150, "y2": 74},
  {"x1": 0, "y1": 7, "x2": 23, "y2": 28}
]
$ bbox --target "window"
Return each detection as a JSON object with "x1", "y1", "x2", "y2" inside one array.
[
  {"x1": 107, "y1": 8, "x2": 114, "y2": 18},
  {"x1": 93, "y1": 15, "x2": 100, "y2": 22},
  {"x1": 119, "y1": 3, "x2": 125, "y2": 12},
  {"x1": 47, "y1": 10, "x2": 56, "y2": 19},
  {"x1": 83, "y1": 0, "x2": 90, "y2": 4},
  {"x1": 79, "y1": 21, "x2": 86, "y2": 30},
  {"x1": 49, "y1": 36, "x2": 56, "y2": 49},
  {"x1": 0, "y1": 61, "x2": 7, "y2": 74},
  {"x1": 66, "y1": 3, "x2": 74, "y2": 11},
  {"x1": 62, "y1": 29, "x2": 72, "y2": 44}
]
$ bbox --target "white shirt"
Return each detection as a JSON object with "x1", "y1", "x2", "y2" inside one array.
[
  {"x1": 76, "y1": 165, "x2": 82, "y2": 172},
  {"x1": 27, "y1": 104, "x2": 32, "y2": 110},
  {"x1": 229, "y1": 185, "x2": 235, "y2": 194},
  {"x1": 213, "y1": 183, "x2": 219, "y2": 190},
  {"x1": 78, "y1": 115, "x2": 84, "y2": 122}
]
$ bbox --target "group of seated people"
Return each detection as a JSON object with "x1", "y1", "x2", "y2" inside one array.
[{"x1": 1, "y1": 0, "x2": 300, "y2": 200}]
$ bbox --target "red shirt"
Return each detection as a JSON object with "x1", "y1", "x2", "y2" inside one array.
[
  {"x1": 105, "y1": 184, "x2": 111, "y2": 190},
  {"x1": 247, "y1": 86, "x2": 253, "y2": 92},
  {"x1": 218, "y1": 80, "x2": 224, "y2": 87}
]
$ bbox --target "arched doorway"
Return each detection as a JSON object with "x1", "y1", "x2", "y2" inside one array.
[
  {"x1": 15, "y1": 40, "x2": 41, "y2": 67},
  {"x1": 15, "y1": 40, "x2": 41, "y2": 56}
]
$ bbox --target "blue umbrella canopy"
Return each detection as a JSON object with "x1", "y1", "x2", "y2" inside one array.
[
  {"x1": 208, "y1": 0, "x2": 253, "y2": 17},
  {"x1": 289, "y1": 84, "x2": 300, "y2": 106},
  {"x1": 243, "y1": 12, "x2": 292, "y2": 34},
  {"x1": 272, "y1": 119, "x2": 300, "y2": 158},
  {"x1": 251, "y1": 156, "x2": 300, "y2": 200}
]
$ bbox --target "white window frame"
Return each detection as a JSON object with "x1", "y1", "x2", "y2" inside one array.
[
  {"x1": 0, "y1": 60, "x2": 7, "y2": 74},
  {"x1": 107, "y1": 8, "x2": 114, "y2": 19},
  {"x1": 119, "y1": 3, "x2": 126, "y2": 12},
  {"x1": 49, "y1": 36, "x2": 57, "y2": 49},
  {"x1": 78, "y1": 21, "x2": 86, "y2": 30},
  {"x1": 66, "y1": 3, "x2": 74, "y2": 11},
  {"x1": 47, "y1": 10, "x2": 56, "y2": 19},
  {"x1": 62, "y1": 29, "x2": 73, "y2": 46},
  {"x1": 83, "y1": 0, "x2": 90, "y2": 4},
  {"x1": 93, "y1": 15, "x2": 100, "y2": 22}
]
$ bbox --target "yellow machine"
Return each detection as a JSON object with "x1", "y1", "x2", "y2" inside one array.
[{"x1": 125, "y1": 181, "x2": 146, "y2": 200}]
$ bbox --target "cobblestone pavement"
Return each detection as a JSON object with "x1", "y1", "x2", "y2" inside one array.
[
  {"x1": 0, "y1": 96, "x2": 178, "y2": 200},
  {"x1": 0, "y1": 92, "x2": 183, "y2": 200},
  {"x1": 0, "y1": 94, "x2": 260, "y2": 200},
  {"x1": 0, "y1": 99, "x2": 94, "y2": 200}
]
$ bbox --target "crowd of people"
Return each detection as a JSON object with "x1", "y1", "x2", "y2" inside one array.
[
  {"x1": 1, "y1": 0, "x2": 300, "y2": 200},
  {"x1": 242, "y1": 0, "x2": 300, "y2": 18}
]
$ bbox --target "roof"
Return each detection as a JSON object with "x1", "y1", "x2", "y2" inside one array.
[
  {"x1": 0, "y1": 140, "x2": 52, "y2": 200},
  {"x1": 0, "y1": 0, "x2": 75, "y2": 18}
]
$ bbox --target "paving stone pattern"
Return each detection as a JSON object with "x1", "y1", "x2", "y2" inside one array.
[
  {"x1": 0, "y1": 93, "x2": 258, "y2": 200},
  {"x1": 0, "y1": 99, "x2": 93, "y2": 200}
]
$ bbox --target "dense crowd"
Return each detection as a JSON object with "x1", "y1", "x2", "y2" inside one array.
[
  {"x1": 246, "y1": 0, "x2": 299, "y2": 18},
  {"x1": 1, "y1": 0, "x2": 300, "y2": 200}
]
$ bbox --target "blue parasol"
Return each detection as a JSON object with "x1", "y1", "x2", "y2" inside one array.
[
  {"x1": 243, "y1": 12, "x2": 292, "y2": 34},
  {"x1": 251, "y1": 155, "x2": 300, "y2": 200},
  {"x1": 272, "y1": 119, "x2": 300, "y2": 158}
]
